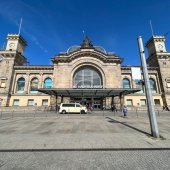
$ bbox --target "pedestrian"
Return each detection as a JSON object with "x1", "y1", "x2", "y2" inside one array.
[
  {"x1": 111, "y1": 105, "x2": 116, "y2": 112},
  {"x1": 122, "y1": 105, "x2": 128, "y2": 117}
]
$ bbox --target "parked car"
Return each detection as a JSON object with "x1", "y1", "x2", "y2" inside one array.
[{"x1": 59, "y1": 103, "x2": 87, "y2": 114}]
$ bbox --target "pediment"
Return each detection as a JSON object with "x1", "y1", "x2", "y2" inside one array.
[{"x1": 52, "y1": 50, "x2": 123, "y2": 64}]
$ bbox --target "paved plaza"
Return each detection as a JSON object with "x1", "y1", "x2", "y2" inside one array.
[
  {"x1": 0, "y1": 110, "x2": 170, "y2": 150},
  {"x1": 0, "y1": 110, "x2": 170, "y2": 169}
]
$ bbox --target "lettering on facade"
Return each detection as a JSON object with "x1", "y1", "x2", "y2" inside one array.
[{"x1": 73, "y1": 85, "x2": 103, "y2": 89}]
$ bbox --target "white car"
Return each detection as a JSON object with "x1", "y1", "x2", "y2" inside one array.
[{"x1": 59, "y1": 103, "x2": 87, "y2": 114}]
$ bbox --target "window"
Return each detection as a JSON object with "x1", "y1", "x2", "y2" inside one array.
[
  {"x1": 149, "y1": 78, "x2": 157, "y2": 93},
  {"x1": 76, "y1": 104, "x2": 80, "y2": 107},
  {"x1": 123, "y1": 78, "x2": 131, "y2": 88},
  {"x1": 154, "y1": 99, "x2": 160, "y2": 105},
  {"x1": 13, "y1": 99, "x2": 19, "y2": 106},
  {"x1": 62, "y1": 104, "x2": 75, "y2": 107},
  {"x1": 43, "y1": 78, "x2": 52, "y2": 88},
  {"x1": 16, "y1": 77, "x2": 25, "y2": 93},
  {"x1": 73, "y1": 66, "x2": 102, "y2": 88},
  {"x1": 0, "y1": 79, "x2": 6, "y2": 88},
  {"x1": 140, "y1": 99, "x2": 146, "y2": 106},
  {"x1": 27, "y1": 99, "x2": 34, "y2": 106},
  {"x1": 135, "y1": 80, "x2": 144, "y2": 93},
  {"x1": 126, "y1": 99, "x2": 133, "y2": 106},
  {"x1": 166, "y1": 78, "x2": 170, "y2": 88},
  {"x1": 42, "y1": 99, "x2": 48, "y2": 106},
  {"x1": 30, "y1": 78, "x2": 38, "y2": 93}
]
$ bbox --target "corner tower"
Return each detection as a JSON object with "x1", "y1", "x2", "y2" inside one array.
[
  {"x1": 146, "y1": 36, "x2": 170, "y2": 106},
  {"x1": 6, "y1": 34, "x2": 27, "y2": 56},
  {"x1": 0, "y1": 34, "x2": 27, "y2": 106}
]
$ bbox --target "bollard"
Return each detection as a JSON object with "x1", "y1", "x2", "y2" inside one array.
[
  {"x1": 34, "y1": 109, "x2": 36, "y2": 118},
  {"x1": 0, "y1": 110, "x2": 2, "y2": 119},
  {"x1": 56, "y1": 110, "x2": 58, "y2": 117},
  {"x1": 12, "y1": 110, "x2": 14, "y2": 119},
  {"x1": 157, "y1": 109, "x2": 160, "y2": 117},
  {"x1": 45, "y1": 108, "x2": 47, "y2": 117},
  {"x1": 136, "y1": 108, "x2": 138, "y2": 117}
]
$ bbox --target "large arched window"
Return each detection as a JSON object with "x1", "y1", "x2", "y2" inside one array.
[
  {"x1": 149, "y1": 78, "x2": 157, "y2": 93},
  {"x1": 30, "y1": 78, "x2": 39, "y2": 93},
  {"x1": 43, "y1": 78, "x2": 52, "y2": 88},
  {"x1": 123, "y1": 78, "x2": 131, "y2": 88},
  {"x1": 73, "y1": 67, "x2": 102, "y2": 88},
  {"x1": 16, "y1": 77, "x2": 25, "y2": 93}
]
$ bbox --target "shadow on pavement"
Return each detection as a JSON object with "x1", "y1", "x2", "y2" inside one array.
[{"x1": 106, "y1": 117, "x2": 151, "y2": 136}]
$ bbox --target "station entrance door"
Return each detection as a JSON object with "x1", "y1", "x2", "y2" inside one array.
[{"x1": 71, "y1": 97, "x2": 102, "y2": 110}]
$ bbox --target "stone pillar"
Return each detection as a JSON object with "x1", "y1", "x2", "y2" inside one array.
[
  {"x1": 119, "y1": 93, "x2": 125, "y2": 110},
  {"x1": 25, "y1": 73, "x2": 30, "y2": 93},
  {"x1": 40, "y1": 73, "x2": 43, "y2": 88},
  {"x1": 11, "y1": 73, "x2": 17, "y2": 94}
]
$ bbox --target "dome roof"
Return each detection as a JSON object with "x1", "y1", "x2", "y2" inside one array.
[
  {"x1": 94, "y1": 46, "x2": 107, "y2": 54},
  {"x1": 66, "y1": 36, "x2": 107, "y2": 55},
  {"x1": 67, "y1": 45, "x2": 80, "y2": 54}
]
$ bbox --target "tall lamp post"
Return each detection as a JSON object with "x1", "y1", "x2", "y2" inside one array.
[{"x1": 137, "y1": 36, "x2": 159, "y2": 138}]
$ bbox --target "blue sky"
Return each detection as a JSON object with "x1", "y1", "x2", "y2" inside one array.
[{"x1": 0, "y1": 0, "x2": 170, "y2": 65}]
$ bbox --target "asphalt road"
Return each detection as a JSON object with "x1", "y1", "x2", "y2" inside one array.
[{"x1": 0, "y1": 150, "x2": 170, "y2": 170}]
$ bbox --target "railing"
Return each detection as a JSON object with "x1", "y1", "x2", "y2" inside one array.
[{"x1": 0, "y1": 107, "x2": 169, "y2": 119}]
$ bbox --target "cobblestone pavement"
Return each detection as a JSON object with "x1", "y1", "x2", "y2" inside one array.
[{"x1": 0, "y1": 150, "x2": 170, "y2": 170}]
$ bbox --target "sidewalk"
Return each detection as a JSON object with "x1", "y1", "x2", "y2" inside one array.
[{"x1": 0, "y1": 111, "x2": 170, "y2": 150}]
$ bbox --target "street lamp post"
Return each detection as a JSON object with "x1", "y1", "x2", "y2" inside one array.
[{"x1": 137, "y1": 36, "x2": 159, "y2": 138}]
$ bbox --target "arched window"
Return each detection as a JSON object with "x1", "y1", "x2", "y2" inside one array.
[
  {"x1": 123, "y1": 78, "x2": 131, "y2": 88},
  {"x1": 30, "y1": 78, "x2": 38, "y2": 93},
  {"x1": 16, "y1": 77, "x2": 25, "y2": 93},
  {"x1": 73, "y1": 67, "x2": 102, "y2": 88},
  {"x1": 149, "y1": 78, "x2": 157, "y2": 93},
  {"x1": 44, "y1": 78, "x2": 52, "y2": 88}
]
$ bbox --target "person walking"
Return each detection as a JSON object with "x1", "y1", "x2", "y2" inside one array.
[
  {"x1": 122, "y1": 105, "x2": 128, "y2": 117},
  {"x1": 111, "y1": 105, "x2": 115, "y2": 112}
]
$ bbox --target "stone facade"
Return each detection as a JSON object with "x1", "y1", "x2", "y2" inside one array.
[{"x1": 0, "y1": 34, "x2": 170, "y2": 109}]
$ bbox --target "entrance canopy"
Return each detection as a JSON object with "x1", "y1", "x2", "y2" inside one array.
[{"x1": 38, "y1": 88, "x2": 141, "y2": 98}]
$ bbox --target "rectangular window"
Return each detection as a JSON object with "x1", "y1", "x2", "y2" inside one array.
[
  {"x1": 62, "y1": 104, "x2": 75, "y2": 107},
  {"x1": 167, "y1": 82, "x2": 170, "y2": 88},
  {"x1": 154, "y1": 99, "x2": 160, "y2": 105},
  {"x1": 126, "y1": 99, "x2": 133, "y2": 106},
  {"x1": 140, "y1": 99, "x2": 146, "y2": 106},
  {"x1": 0, "y1": 79, "x2": 6, "y2": 88},
  {"x1": 13, "y1": 99, "x2": 19, "y2": 106},
  {"x1": 42, "y1": 99, "x2": 48, "y2": 106},
  {"x1": 27, "y1": 99, "x2": 34, "y2": 106},
  {"x1": 166, "y1": 78, "x2": 170, "y2": 88}
]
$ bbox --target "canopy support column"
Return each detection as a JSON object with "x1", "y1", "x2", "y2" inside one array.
[
  {"x1": 111, "y1": 96, "x2": 115, "y2": 106},
  {"x1": 119, "y1": 92, "x2": 125, "y2": 111}
]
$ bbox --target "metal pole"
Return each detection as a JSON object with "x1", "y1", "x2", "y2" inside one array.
[{"x1": 137, "y1": 36, "x2": 159, "y2": 138}]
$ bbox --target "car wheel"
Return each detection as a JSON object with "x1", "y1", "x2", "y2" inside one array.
[
  {"x1": 62, "y1": 110, "x2": 66, "y2": 114},
  {"x1": 80, "y1": 110, "x2": 85, "y2": 114}
]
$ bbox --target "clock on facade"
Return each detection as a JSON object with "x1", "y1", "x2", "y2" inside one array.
[
  {"x1": 9, "y1": 43, "x2": 15, "y2": 48},
  {"x1": 157, "y1": 44, "x2": 163, "y2": 50}
]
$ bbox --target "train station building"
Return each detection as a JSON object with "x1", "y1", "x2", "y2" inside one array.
[{"x1": 0, "y1": 33, "x2": 170, "y2": 110}]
